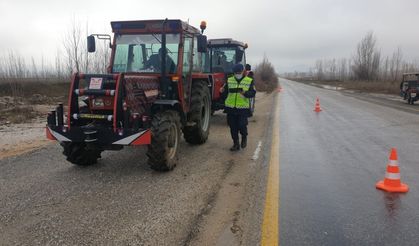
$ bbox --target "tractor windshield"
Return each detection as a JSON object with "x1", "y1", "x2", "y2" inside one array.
[
  {"x1": 211, "y1": 46, "x2": 245, "y2": 73},
  {"x1": 112, "y1": 34, "x2": 180, "y2": 73}
]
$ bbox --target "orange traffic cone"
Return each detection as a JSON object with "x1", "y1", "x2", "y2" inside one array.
[
  {"x1": 314, "y1": 97, "x2": 322, "y2": 112},
  {"x1": 376, "y1": 148, "x2": 409, "y2": 193}
]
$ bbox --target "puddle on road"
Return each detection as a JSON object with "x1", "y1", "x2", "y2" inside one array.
[{"x1": 382, "y1": 193, "x2": 401, "y2": 217}]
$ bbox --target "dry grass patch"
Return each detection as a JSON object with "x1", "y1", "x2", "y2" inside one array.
[
  {"x1": 254, "y1": 57, "x2": 279, "y2": 93},
  {"x1": 0, "y1": 78, "x2": 69, "y2": 99},
  {"x1": 0, "y1": 105, "x2": 41, "y2": 124},
  {"x1": 293, "y1": 79, "x2": 400, "y2": 95},
  {"x1": 342, "y1": 80, "x2": 400, "y2": 94}
]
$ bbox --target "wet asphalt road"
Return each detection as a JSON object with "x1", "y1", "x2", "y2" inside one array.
[{"x1": 279, "y1": 79, "x2": 419, "y2": 245}]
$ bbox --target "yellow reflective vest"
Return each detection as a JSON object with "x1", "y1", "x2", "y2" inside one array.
[{"x1": 225, "y1": 76, "x2": 253, "y2": 109}]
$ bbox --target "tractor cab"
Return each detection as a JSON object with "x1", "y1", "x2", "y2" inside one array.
[
  {"x1": 207, "y1": 38, "x2": 252, "y2": 113},
  {"x1": 208, "y1": 38, "x2": 247, "y2": 75}
]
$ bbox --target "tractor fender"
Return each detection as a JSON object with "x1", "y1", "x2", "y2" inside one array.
[{"x1": 151, "y1": 100, "x2": 186, "y2": 125}]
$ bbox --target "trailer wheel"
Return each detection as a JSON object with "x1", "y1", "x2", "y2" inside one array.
[
  {"x1": 183, "y1": 81, "x2": 211, "y2": 144},
  {"x1": 62, "y1": 142, "x2": 102, "y2": 166},
  {"x1": 147, "y1": 110, "x2": 181, "y2": 171},
  {"x1": 408, "y1": 94, "x2": 414, "y2": 104}
]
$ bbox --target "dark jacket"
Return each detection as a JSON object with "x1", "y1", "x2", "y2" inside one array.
[
  {"x1": 221, "y1": 76, "x2": 256, "y2": 117},
  {"x1": 145, "y1": 54, "x2": 176, "y2": 73}
]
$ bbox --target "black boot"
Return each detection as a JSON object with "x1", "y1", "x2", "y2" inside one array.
[
  {"x1": 241, "y1": 136, "x2": 247, "y2": 149},
  {"x1": 230, "y1": 141, "x2": 240, "y2": 151}
]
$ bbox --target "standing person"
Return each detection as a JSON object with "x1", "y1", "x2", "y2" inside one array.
[
  {"x1": 245, "y1": 64, "x2": 254, "y2": 78},
  {"x1": 145, "y1": 47, "x2": 176, "y2": 73},
  {"x1": 220, "y1": 64, "x2": 256, "y2": 151}
]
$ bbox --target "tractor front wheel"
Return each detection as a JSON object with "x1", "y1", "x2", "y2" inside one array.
[
  {"x1": 147, "y1": 110, "x2": 181, "y2": 171},
  {"x1": 62, "y1": 142, "x2": 102, "y2": 166}
]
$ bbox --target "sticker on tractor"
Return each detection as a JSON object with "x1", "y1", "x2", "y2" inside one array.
[
  {"x1": 89, "y1": 78, "x2": 103, "y2": 89},
  {"x1": 144, "y1": 89, "x2": 159, "y2": 98}
]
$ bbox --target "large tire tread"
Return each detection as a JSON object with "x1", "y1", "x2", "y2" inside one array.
[
  {"x1": 183, "y1": 81, "x2": 211, "y2": 144},
  {"x1": 62, "y1": 143, "x2": 102, "y2": 166},
  {"x1": 147, "y1": 110, "x2": 181, "y2": 172}
]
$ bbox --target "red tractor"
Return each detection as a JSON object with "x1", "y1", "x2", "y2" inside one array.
[
  {"x1": 400, "y1": 73, "x2": 419, "y2": 104},
  {"x1": 46, "y1": 19, "x2": 217, "y2": 171},
  {"x1": 207, "y1": 38, "x2": 254, "y2": 115}
]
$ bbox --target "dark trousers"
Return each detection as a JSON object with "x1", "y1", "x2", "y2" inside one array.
[{"x1": 227, "y1": 114, "x2": 248, "y2": 142}]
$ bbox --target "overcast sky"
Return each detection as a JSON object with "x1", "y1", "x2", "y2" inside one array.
[{"x1": 1, "y1": 0, "x2": 418, "y2": 73}]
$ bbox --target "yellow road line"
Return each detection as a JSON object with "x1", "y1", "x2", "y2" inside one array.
[{"x1": 261, "y1": 94, "x2": 280, "y2": 246}]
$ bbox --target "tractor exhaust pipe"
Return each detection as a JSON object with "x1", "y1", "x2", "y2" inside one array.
[
  {"x1": 160, "y1": 18, "x2": 171, "y2": 99},
  {"x1": 56, "y1": 103, "x2": 64, "y2": 126},
  {"x1": 48, "y1": 110, "x2": 57, "y2": 126}
]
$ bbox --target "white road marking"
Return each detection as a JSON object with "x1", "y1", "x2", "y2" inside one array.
[{"x1": 252, "y1": 141, "x2": 263, "y2": 160}]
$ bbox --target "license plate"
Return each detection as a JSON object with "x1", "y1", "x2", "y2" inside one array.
[{"x1": 411, "y1": 93, "x2": 417, "y2": 97}]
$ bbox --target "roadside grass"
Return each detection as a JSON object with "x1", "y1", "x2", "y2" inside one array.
[
  {"x1": 343, "y1": 80, "x2": 400, "y2": 94},
  {"x1": 291, "y1": 79, "x2": 400, "y2": 95},
  {"x1": 0, "y1": 105, "x2": 41, "y2": 124},
  {"x1": 0, "y1": 78, "x2": 69, "y2": 124},
  {"x1": 254, "y1": 58, "x2": 279, "y2": 93},
  {"x1": 0, "y1": 78, "x2": 70, "y2": 100}
]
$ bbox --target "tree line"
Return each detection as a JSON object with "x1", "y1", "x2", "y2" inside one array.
[
  {"x1": 284, "y1": 31, "x2": 419, "y2": 82},
  {"x1": 0, "y1": 19, "x2": 110, "y2": 81}
]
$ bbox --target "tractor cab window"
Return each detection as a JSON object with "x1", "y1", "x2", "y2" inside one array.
[
  {"x1": 113, "y1": 34, "x2": 180, "y2": 73},
  {"x1": 210, "y1": 46, "x2": 244, "y2": 73},
  {"x1": 187, "y1": 35, "x2": 210, "y2": 73}
]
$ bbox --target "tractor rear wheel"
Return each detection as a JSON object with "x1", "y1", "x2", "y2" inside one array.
[
  {"x1": 183, "y1": 81, "x2": 211, "y2": 144},
  {"x1": 62, "y1": 142, "x2": 102, "y2": 166},
  {"x1": 147, "y1": 110, "x2": 181, "y2": 171}
]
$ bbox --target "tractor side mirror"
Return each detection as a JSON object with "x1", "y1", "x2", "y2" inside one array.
[
  {"x1": 236, "y1": 49, "x2": 244, "y2": 63},
  {"x1": 197, "y1": 35, "x2": 207, "y2": 53},
  {"x1": 87, "y1": 35, "x2": 96, "y2": 53}
]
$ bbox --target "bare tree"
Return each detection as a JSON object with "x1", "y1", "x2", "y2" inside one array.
[
  {"x1": 352, "y1": 31, "x2": 380, "y2": 81},
  {"x1": 381, "y1": 56, "x2": 389, "y2": 81},
  {"x1": 55, "y1": 49, "x2": 63, "y2": 79},
  {"x1": 389, "y1": 47, "x2": 403, "y2": 81},
  {"x1": 254, "y1": 55, "x2": 279, "y2": 92},
  {"x1": 338, "y1": 58, "x2": 347, "y2": 81},
  {"x1": 5, "y1": 50, "x2": 27, "y2": 96},
  {"x1": 315, "y1": 59, "x2": 324, "y2": 80},
  {"x1": 63, "y1": 18, "x2": 85, "y2": 75},
  {"x1": 347, "y1": 59, "x2": 353, "y2": 80},
  {"x1": 7, "y1": 50, "x2": 27, "y2": 78},
  {"x1": 89, "y1": 39, "x2": 111, "y2": 73},
  {"x1": 30, "y1": 57, "x2": 39, "y2": 79},
  {"x1": 371, "y1": 51, "x2": 381, "y2": 80},
  {"x1": 0, "y1": 56, "x2": 5, "y2": 79},
  {"x1": 329, "y1": 58, "x2": 337, "y2": 80},
  {"x1": 62, "y1": 18, "x2": 111, "y2": 75}
]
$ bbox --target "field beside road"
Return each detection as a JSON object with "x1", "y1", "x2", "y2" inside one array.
[{"x1": 290, "y1": 79, "x2": 400, "y2": 95}]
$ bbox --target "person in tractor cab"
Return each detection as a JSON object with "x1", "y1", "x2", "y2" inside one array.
[
  {"x1": 245, "y1": 64, "x2": 254, "y2": 78},
  {"x1": 220, "y1": 64, "x2": 256, "y2": 151},
  {"x1": 145, "y1": 48, "x2": 176, "y2": 73}
]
